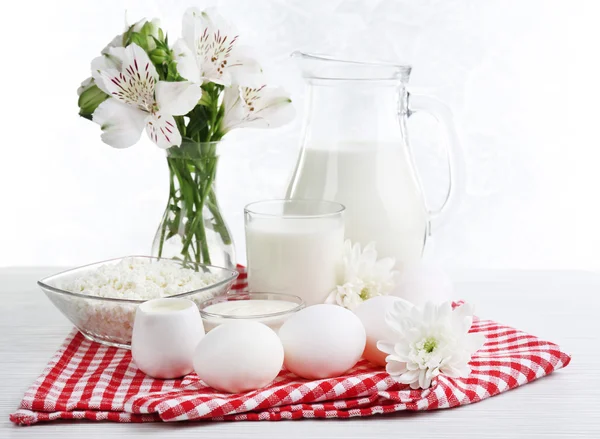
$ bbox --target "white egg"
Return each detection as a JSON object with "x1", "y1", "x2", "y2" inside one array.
[
  {"x1": 392, "y1": 263, "x2": 454, "y2": 307},
  {"x1": 193, "y1": 321, "x2": 284, "y2": 393},
  {"x1": 278, "y1": 304, "x2": 366, "y2": 379},
  {"x1": 354, "y1": 296, "x2": 411, "y2": 367}
]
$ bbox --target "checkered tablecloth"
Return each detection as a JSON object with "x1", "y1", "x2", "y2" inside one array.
[{"x1": 10, "y1": 270, "x2": 571, "y2": 425}]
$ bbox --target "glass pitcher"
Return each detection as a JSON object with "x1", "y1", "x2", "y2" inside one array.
[{"x1": 286, "y1": 52, "x2": 464, "y2": 269}]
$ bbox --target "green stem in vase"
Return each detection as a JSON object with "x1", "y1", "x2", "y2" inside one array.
[
  {"x1": 154, "y1": 83, "x2": 233, "y2": 266},
  {"x1": 156, "y1": 140, "x2": 227, "y2": 265},
  {"x1": 189, "y1": 165, "x2": 211, "y2": 264},
  {"x1": 156, "y1": 159, "x2": 179, "y2": 259},
  {"x1": 207, "y1": 188, "x2": 232, "y2": 245},
  {"x1": 177, "y1": 155, "x2": 211, "y2": 264}
]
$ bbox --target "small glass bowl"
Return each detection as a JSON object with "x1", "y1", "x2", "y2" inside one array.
[
  {"x1": 198, "y1": 292, "x2": 305, "y2": 332},
  {"x1": 37, "y1": 256, "x2": 238, "y2": 349}
]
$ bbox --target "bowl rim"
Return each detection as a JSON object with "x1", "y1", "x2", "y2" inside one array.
[
  {"x1": 198, "y1": 292, "x2": 305, "y2": 320},
  {"x1": 37, "y1": 255, "x2": 239, "y2": 304}
]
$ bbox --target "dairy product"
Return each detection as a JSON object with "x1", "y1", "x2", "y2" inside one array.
[
  {"x1": 245, "y1": 218, "x2": 344, "y2": 306},
  {"x1": 287, "y1": 142, "x2": 428, "y2": 268},
  {"x1": 203, "y1": 299, "x2": 298, "y2": 316}
]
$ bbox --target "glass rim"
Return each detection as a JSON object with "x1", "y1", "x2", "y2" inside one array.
[
  {"x1": 292, "y1": 51, "x2": 411, "y2": 82},
  {"x1": 164, "y1": 140, "x2": 223, "y2": 159},
  {"x1": 198, "y1": 292, "x2": 305, "y2": 320},
  {"x1": 244, "y1": 199, "x2": 345, "y2": 219},
  {"x1": 37, "y1": 255, "x2": 238, "y2": 304}
]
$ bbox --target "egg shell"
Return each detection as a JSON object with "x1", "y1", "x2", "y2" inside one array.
[
  {"x1": 354, "y1": 296, "x2": 411, "y2": 366},
  {"x1": 193, "y1": 321, "x2": 284, "y2": 393},
  {"x1": 392, "y1": 263, "x2": 454, "y2": 307},
  {"x1": 278, "y1": 304, "x2": 366, "y2": 379}
]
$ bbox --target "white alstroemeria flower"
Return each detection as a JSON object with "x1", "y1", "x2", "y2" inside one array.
[
  {"x1": 91, "y1": 43, "x2": 202, "y2": 148},
  {"x1": 326, "y1": 240, "x2": 397, "y2": 311},
  {"x1": 220, "y1": 84, "x2": 295, "y2": 133},
  {"x1": 173, "y1": 7, "x2": 260, "y2": 86},
  {"x1": 377, "y1": 301, "x2": 486, "y2": 390}
]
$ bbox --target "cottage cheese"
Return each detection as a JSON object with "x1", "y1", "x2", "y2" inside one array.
[
  {"x1": 62, "y1": 257, "x2": 220, "y2": 300},
  {"x1": 57, "y1": 258, "x2": 225, "y2": 346}
]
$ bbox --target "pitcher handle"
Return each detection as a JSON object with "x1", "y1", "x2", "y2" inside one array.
[{"x1": 407, "y1": 93, "x2": 466, "y2": 234}]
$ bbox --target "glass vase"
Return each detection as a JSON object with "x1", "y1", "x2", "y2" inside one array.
[{"x1": 152, "y1": 140, "x2": 236, "y2": 269}]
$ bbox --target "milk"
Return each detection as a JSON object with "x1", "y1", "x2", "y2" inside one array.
[
  {"x1": 287, "y1": 142, "x2": 428, "y2": 268},
  {"x1": 245, "y1": 218, "x2": 344, "y2": 306},
  {"x1": 203, "y1": 300, "x2": 298, "y2": 316},
  {"x1": 201, "y1": 300, "x2": 299, "y2": 332}
]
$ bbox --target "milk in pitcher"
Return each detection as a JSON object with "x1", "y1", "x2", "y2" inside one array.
[{"x1": 288, "y1": 142, "x2": 428, "y2": 268}]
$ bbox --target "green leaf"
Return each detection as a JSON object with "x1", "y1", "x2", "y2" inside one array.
[
  {"x1": 198, "y1": 91, "x2": 212, "y2": 107},
  {"x1": 151, "y1": 36, "x2": 169, "y2": 52},
  {"x1": 185, "y1": 106, "x2": 210, "y2": 139}
]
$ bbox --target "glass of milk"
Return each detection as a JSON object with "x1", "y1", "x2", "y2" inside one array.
[{"x1": 245, "y1": 199, "x2": 345, "y2": 306}]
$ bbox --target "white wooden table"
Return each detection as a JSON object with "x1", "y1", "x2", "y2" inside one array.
[{"x1": 1, "y1": 267, "x2": 598, "y2": 438}]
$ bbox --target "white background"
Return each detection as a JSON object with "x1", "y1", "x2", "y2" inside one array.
[{"x1": 1, "y1": 0, "x2": 599, "y2": 270}]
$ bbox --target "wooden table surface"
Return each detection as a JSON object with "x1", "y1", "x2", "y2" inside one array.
[{"x1": 1, "y1": 267, "x2": 598, "y2": 438}]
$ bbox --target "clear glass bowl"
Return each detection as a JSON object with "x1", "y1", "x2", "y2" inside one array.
[
  {"x1": 198, "y1": 292, "x2": 305, "y2": 332},
  {"x1": 38, "y1": 256, "x2": 238, "y2": 349}
]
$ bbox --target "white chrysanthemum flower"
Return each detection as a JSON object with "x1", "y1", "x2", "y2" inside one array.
[
  {"x1": 326, "y1": 240, "x2": 397, "y2": 311},
  {"x1": 377, "y1": 301, "x2": 486, "y2": 389}
]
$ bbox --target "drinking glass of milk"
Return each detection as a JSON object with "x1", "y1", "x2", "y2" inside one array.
[{"x1": 245, "y1": 199, "x2": 345, "y2": 306}]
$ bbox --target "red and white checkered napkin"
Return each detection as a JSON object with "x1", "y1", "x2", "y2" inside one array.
[{"x1": 11, "y1": 273, "x2": 571, "y2": 425}]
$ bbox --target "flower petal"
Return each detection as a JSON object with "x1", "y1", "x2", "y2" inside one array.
[
  {"x1": 221, "y1": 85, "x2": 294, "y2": 132},
  {"x1": 102, "y1": 33, "x2": 125, "y2": 55},
  {"x1": 465, "y1": 332, "x2": 486, "y2": 353},
  {"x1": 442, "y1": 362, "x2": 471, "y2": 378},
  {"x1": 172, "y1": 39, "x2": 202, "y2": 83},
  {"x1": 155, "y1": 81, "x2": 202, "y2": 116},
  {"x1": 396, "y1": 369, "x2": 420, "y2": 385},
  {"x1": 376, "y1": 341, "x2": 396, "y2": 355},
  {"x1": 145, "y1": 113, "x2": 181, "y2": 149},
  {"x1": 181, "y1": 7, "x2": 203, "y2": 52},
  {"x1": 95, "y1": 44, "x2": 158, "y2": 111},
  {"x1": 452, "y1": 302, "x2": 476, "y2": 333},
  {"x1": 335, "y1": 282, "x2": 363, "y2": 310},
  {"x1": 91, "y1": 47, "x2": 126, "y2": 95},
  {"x1": 324, "y1": 290, "x2": 338, "y2": 305},
  {"x1": 181, "y1": 7, "x2": 261, "y2": 86},
  {"x1": 227, "y1": 47, "x2": 263, "y2": 86},
  {"x1": 92, "y1": 98, "x2": 146, "y2": 148},
  {"x1": 182, "y1": 7, "x2": 236, "y2": 85},
  {"x1": 385, "y1": 359, "x2": 408, "y2": 376}
]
